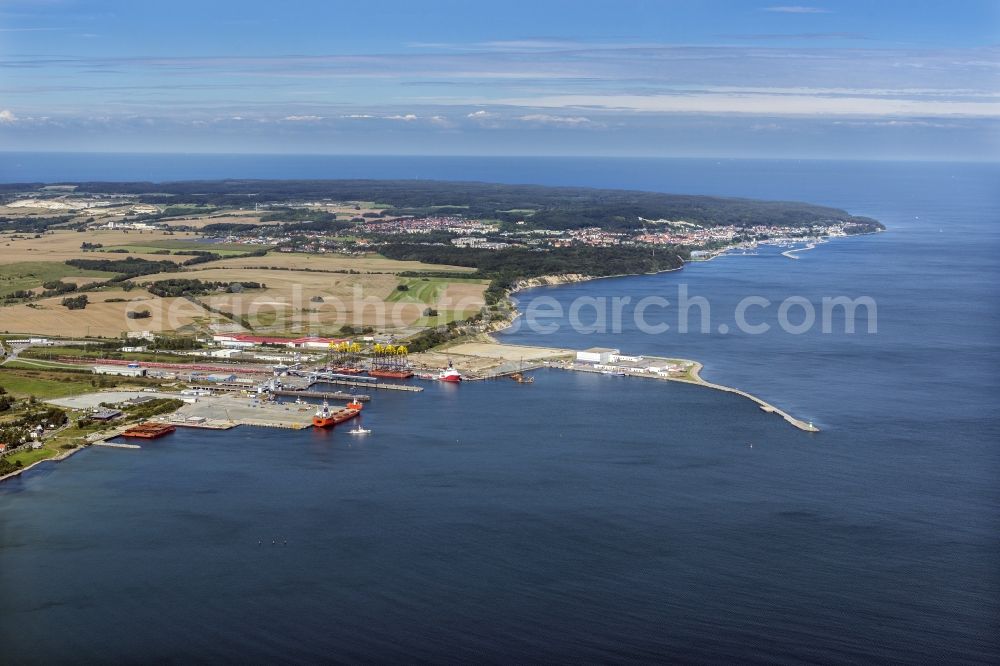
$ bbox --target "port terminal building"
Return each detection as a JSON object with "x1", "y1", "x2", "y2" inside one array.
[{"x1": 575, "y1": 347, "x2": 620, "y2": 364}]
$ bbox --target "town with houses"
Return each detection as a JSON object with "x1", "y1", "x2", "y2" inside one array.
[
  {"x1": 2, "y1": 190, "x2": 856, "y2": 257},
  {"x1": 218, "y1": 210, "x2": 854, "y2": 256}
]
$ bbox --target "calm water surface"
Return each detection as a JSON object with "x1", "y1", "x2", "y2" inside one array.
[{"x1": 1, "y1": 157, "x2": 998, "y2": 663}]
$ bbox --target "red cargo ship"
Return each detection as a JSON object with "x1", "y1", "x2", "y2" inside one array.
[
  {"x1": 368, "y1": 369, "x2": 414, "y2": 379},
  {"x1": 312, "y1": 400, "x2": 363, "y2": 428},
  {"x1": 121, "y1": 422, "x2": 176, "y2": 439}
]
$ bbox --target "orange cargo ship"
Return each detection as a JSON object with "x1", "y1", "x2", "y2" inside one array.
[
  {"x1": 368, "y1": 369, "x2": 414, "y2": 379},
  {"x1": 312, "y1": 399, "x2": 364, "y2": 428},
  {"x1": 121, "y1": 422, "x2": 176, "y2": 439}
]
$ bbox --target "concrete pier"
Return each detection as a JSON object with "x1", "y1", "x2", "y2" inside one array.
[
  {"x1": 94, "y1": 441, "x2": 141, "y2": 449},
  {"x1": 273, "y1": 389, "x2": 372, "y2": 401},
  {"x1": 308, "y1": 378, "x2": 423, "y2": 392}
]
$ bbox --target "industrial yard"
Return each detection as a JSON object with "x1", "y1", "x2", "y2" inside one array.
[{"x1": 162, "y1": 392, "x2": 317, "y2": 430}]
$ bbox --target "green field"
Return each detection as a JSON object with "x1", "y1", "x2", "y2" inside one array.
[
  {"x1": 160, "y1": 205, "x2": 217, "y2": 217},
  {"x1": 0, "y1": 370, "x2": 93, "y2": 399},
  {"x1": 5, "y1": 446, "x2": 62, "y2": 468},
  {"x1": 386, "y1": 277, "x2": 485, "y2": 304},
  {"x1": 386, "y1": 278, "x2": 447, "y2": 304},
  {"x1": 0, "y1": 261, "x2": 113, "y2": 297},
  {"x1": 412, "y1": 309, "x2": 479, "y2": 327}
]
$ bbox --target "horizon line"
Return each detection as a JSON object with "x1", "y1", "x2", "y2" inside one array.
[{"x1": 0, "y1": 150, "x2": 996, "y2": 166}]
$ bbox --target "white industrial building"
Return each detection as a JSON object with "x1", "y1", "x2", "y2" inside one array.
[
  {"x1": 211, "y1": 334, "x2": 344, "y2": 349},
  {"x1": 216, "y1": 338, "x2": 256, "y2": 349},
  {"x1": 207, "y1": 348, "x2": 244, "y2": 359},
  {"x1": 610, "y1": 353, "x2": 643, "y2": 364},
  {"x1": 7, "y1": 337, "x2": 53, "y2": 346},
  {"x1": 575, "y1": 347, "x2": 620, "y2": 364}
]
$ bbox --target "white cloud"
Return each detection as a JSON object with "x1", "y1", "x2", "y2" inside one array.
[
  {"x1": 0, "y1": 109, "x2": 17, "y2": 123},
  {"x1": 467, "y1": 110, "x2": 495, "y2": 118},
  {"x1": 384, "y1": 114, "x2": 418, "y2": 121},
  {"x1": 516, "y1": 113, "x2": 594, "y2": 125},
  {"x1": 762, "y1": 6, "x2": 832, "y2": 13},
  {"x1": 496, "y1": 93, "x2": 1000, "y2": 118},
  {"x1": 429, "y1": 115, "x2": 453, "y2": 127},
  {"x1": 342, "y1": 114, "x2": 375, "y2": 119},
  {"x1": 832, "y1": 119, "x2": 960, "y2": 129},
  {"x1": 282, "y1": 115, "x2": 324, "y2": 121}
]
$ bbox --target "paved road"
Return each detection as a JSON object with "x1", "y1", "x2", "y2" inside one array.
[{"x1": 0, "y1": 342, "x2": 27, "y2": 366}]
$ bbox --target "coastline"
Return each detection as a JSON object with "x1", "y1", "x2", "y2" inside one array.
[
  {"x1": 480, "y1": 235, "x2": 865, "y2": 432},
  {"x1": 1, "y1": 231, "x2": 855, "y2": 484},
  {"x1": 0, "y1": 444, "x2": 88, "y2": 483}
]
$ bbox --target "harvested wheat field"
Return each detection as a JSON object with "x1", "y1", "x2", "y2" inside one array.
[
  {"x1": 183, "y1": 267, "x2": 485, "y2": 332},
  {"x1": 0, "y1": 290, "x2": 209, "y2": 337},
  {"x1": 0, "y1": 229, "x2": 192, "y2": 265}
]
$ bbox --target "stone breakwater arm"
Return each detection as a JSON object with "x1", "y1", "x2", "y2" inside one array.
[
  {"x1": 433, "y1": 341, "x2": 820, "y2": 433},
  {"x1": 670, "y1": 361, "x2": 819, "y2": 432}
]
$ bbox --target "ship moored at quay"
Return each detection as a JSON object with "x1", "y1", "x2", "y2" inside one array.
[
  {"x1": 312, "y1": 399, "x2": 364, "y2": 428},
  {"x1": 121, "y1": 422, "x2": 176, "y2": 439}
]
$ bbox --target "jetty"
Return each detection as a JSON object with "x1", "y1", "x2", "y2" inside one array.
[
  {"x1": 94, "y1": 441, "x2": 141, "y2": 450},
  {"x1": 564, "y1": 358, "x2": 819, "y2": 432},
  {"x1": 307, "y1": 378, "x2": 423, "y2": 392},
  {"x1": 273, "y1": 389, "x2": 373, "y2": 401},
  {"x1": 163, "y1": 419, "x2": 235, "y2": 430},
  {"x1": 670, "y1": 362, "x2": 819, "y2": 432}
]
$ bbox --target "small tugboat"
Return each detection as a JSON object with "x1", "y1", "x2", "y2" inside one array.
[
  {"x1": 509, "y1": 372, "x2": 534, "y2": 384},
  {"x1": 438, "y1": 362, "x2": 462, "y2": 382},
  {"x1": 312, "y1": 399, "x2": 363, "y2": 428},
  {"x1": 348, "y1": 426, "x2": 371, "y2": 435}
]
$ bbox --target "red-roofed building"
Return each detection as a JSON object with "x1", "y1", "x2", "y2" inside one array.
[{"x1": 213, "y1": 334, "x2": 345, "y2": 349}]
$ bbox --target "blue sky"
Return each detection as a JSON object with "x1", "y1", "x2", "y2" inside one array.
[{"x1": 1, "y1": 0, "x2": 998, "y2": 159}]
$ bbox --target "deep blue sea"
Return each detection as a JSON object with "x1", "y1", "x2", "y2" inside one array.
[{"x1": 1, "y1": 156, "x2": 998, "y2": 663}]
